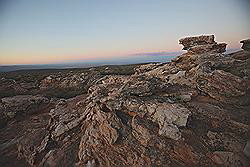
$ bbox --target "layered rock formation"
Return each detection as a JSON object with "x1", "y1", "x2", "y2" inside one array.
[
  {"x1": 0, "y1": 35, "x2": 249, "y2": 167},
  {"x1": 179, "y1": 35, "x2": 227, "y2": 54}
]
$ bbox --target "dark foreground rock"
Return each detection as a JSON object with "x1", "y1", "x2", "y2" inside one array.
[
  {"x1": 0, "y1": 35, "x2": 250, "y2": 167},
  {"x1": 0, "y1": 95, "x2": 51, "y2": 128}
]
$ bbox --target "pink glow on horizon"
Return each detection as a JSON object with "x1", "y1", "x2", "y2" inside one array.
[{"x1": 0, "y1": 46, "x2": 242, "y2": 65}]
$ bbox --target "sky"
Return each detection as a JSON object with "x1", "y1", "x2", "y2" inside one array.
[{"x1": 0, "y1": 0, "x2": 249, "y2": 65}]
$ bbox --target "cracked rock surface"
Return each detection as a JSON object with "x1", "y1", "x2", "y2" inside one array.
[{"x1": 0, "y1": 35, "x2": 250, "y2": 167}]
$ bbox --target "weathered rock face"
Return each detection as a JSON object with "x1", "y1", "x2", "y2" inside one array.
[
  {"x1": 209, "y1": 151, "x2": 247, "y2": 166},
  {"x1": 240, "y1": 39, "x2": 250, "y2": 51},
  {"x1": 37, "y1": 71, "x2": 107, "y2": 99},
  {"x1": 196, "y1": 69, "x2": 248, "y2": 103},
  {"x1": 187, "y1": 43, "x2": 227, "y2": 54},
  {"x1": 179, "y1": 35, "x2": 227, "y2": 54},
  {"x1": 134, "y1": 63, "x2": 164, "y2": 74},
  {"x1": 179, "y1": 35, "x2": 215, "y2": 49},
  {"x1": 149, "y1": 103, "x2": 190, "y2": 140},
  {"x1": 0, "y1": 95, "x2": 50, "y2": 128},
  {"x1": 1, "y1": 35, "x2": 249, "y2": 167},
  {"x1": 40, "y1": 74, "x2": 87, "y2": 89},
  {"x1": 0, "y1": 78, "x2": 38, "y2": 98}
]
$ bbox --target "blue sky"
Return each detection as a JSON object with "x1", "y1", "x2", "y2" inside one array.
[{"x1": 0, "y1": 0, "x2": 249, "y2": 65}]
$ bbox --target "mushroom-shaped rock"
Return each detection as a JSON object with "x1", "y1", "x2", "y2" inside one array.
[
  {"x1": 179, "y1": 35, "x2": 215, "y2": 50},
  {"x1": 179, "y1": 35, "x2": 227, "y2": 54}
]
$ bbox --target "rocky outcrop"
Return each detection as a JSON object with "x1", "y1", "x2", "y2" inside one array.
[
  {"x1": 0, "y1": 78, "x2": 38, "y2": 98},
  {"x1": 149, "y1": 103, "x2": 190, "y2": 140},
  {"x1": 209, "y1": 151, "x2": 248, "y2": 166},
  {"x1": 40, "y1": 74, "x2": 87, "y2": 89},
  {"x1": 38, "y1": 71, "x2": 108, "y2": 98},
  {"x1": 1, "y1": 35, "x2": 249, "y2": 167},
  {"x1": 179, "y1": 35, "x2": 215, "y2": 49},
  {"x1": 0, "y1": 95, "x2": 50, "y2": 128},
  {"x1": 179, "y1": 35, "x2": 227, "y2": 54},
  {"x1": 240, "y1": 39, "x2": 250, "y2": 51}
]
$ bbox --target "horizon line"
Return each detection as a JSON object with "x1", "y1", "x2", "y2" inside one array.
[{"x1": 0, "y1": 47, "x2": 241, "y2": 66}]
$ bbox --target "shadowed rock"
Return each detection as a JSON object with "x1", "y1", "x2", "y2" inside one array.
[{"x1": 0, "y1": 95, "x2": 50, "y2": 128}]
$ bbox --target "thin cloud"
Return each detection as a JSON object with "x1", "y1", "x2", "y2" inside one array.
[{"x1": 130, "y1": 51, "x2": 183, "y2": 57}]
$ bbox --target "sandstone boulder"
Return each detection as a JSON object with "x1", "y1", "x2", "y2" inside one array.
[
  {"x1": 149, "y1": 103, "x2": 190, "y2": 140},
  {"x1": 179, "y1": 35, "x2": 215, "y2": 50},
  {"x1": 179, "y1": 35, "x2": 226, "y2": 54},
  {"x1": 187, "y1": 43, "x2": 227, "y2": 54}
]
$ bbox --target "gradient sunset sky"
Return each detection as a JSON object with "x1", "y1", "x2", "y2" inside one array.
[{"x1": 0, "y1": 0, "x2": 249, "y2": 65}]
